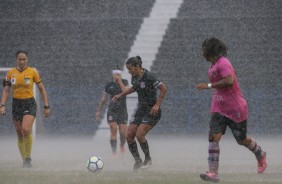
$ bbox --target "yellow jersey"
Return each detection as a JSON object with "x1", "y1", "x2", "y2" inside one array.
[{"x1": 6, "y1": 67, "x2": 41, "y2": 99}]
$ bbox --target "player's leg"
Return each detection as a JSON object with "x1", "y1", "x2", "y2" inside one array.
[
  {"x1": 243, "y1": 136, "x2": 267, "y2": 174},
  {"x1": 117, "y1": 111, "x2": 128, "y2": 154},
  {"x1": 137, "y1": 108, "x2": 161, "y2": 169},
  {"x1": 21, "y1": 114, "x2": 35, "y2": 168},
  {"x1": 107, "y1": 111, "x2": 119, "y2": 155},
  {"x1": 20, "y1": 98, "x2": 37, "y2": 168},
  {"x1": 200, "y1": 113, "x2": 226, "y2": 183},
  {"x1": 13, "y1": 120, "x2": 25, "y2": 161},
  {"x1": 136, "y1": 124, "x2": 152, "y2": 168},
  {"x1": 230, "y1": 120, "x2": 267, "y2": 174},
  {"x1": 118, "y1": 123, "x2": 127, "y2": 154},
  {"x1": 12, "y1": 99, "x2": 27, "y2": 166},
  {"x1": 109, "y1": 122, "x2": 118, "y2": 155},
  {"x1": 126, "y1": 123, "x2": 142, "y2": 170},
  {"x1": 201, "y1": 133, "x2": 221, "y2": 183}
]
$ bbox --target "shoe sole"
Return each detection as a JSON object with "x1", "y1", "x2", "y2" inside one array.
[{"x1": 200, "y1": 174, "x2": 220, "y2": 183}]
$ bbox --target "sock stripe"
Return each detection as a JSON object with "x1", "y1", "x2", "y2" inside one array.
[
  {"x1": 208, "y1": 157, "x2": 219, "y2": 161},
  {"x1": 250, "y1": 142, "x2": 258, "y2": 152},
  {"x1": 209, "y1": 150, "x2": 220, "y2": 154},
  {"x1": 246, "y1": 138, "x2": 264, "y2": 160}
]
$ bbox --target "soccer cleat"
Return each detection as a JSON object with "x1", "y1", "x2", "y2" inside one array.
[
  {"x1": 200, "y1": 171, "x2": 220, "y2": 183},
  {"x1": 257, "y1": 152, "x2": 267, "y2": 174},
  {"x1": 141, "y1": 159, "x2": 152, "y2": 169},
  {"x1": 133, "y1": 159, "x2": 143, "y2": 171},
  {"x1": 23, "y1": 157, "x2": 32, "y2": 168}
]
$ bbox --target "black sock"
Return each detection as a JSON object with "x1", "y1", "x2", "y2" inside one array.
[
  {"x1": 140, "y1": 140, "x2": 151, "y2": 160},
  {"x1": 110, "y1": 139, "x2": 117, "y2": 154},
  {"x1": 128, "y1": 140, "x2": 141, "y2": 162}
]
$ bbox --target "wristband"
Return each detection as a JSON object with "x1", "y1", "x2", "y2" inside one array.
[
  {"x1": 44, "y1": 106, "x2": 50, "y2": 109},
  {"x1": 0, "y1": 104, "x2": 5, "y2": 108},
  {"x1": 208, "y1": 83, "x2": 212, "y2": 88}
]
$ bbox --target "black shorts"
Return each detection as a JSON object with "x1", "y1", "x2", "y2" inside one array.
[
  {"x1": 209, "y1": 113, "x2": 247, "y2": 142},
  {"x1": 12, "y1": 98, "x2": 37, "y2": 122},
  {"x1": 107, "y1": 109, "x2": 128, "y2": 124},
  {"x1": 130, "y1": 105, "x2": 161, "y2": 127}
]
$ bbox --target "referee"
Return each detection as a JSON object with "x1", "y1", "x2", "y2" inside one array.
[{"x1": 0, "y1": 50, "x2": 50, "y2": 168}]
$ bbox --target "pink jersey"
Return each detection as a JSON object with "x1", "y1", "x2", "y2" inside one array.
[{"x1": 208, "y1": 57, "x2": 248, "y2": 123}]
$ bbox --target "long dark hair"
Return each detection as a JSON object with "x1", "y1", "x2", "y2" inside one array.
[{"x1": 202, "y1": 37, "x2": 227, "y2": 58}]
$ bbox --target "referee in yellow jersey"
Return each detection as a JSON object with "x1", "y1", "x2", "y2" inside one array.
[{"x1": 0, "y1": 50, "x2": 50, "y2": 168}]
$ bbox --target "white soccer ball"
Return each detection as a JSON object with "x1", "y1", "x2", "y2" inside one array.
[{"x1": 86, "y1": 156, "x2": 104, "y2": 173}]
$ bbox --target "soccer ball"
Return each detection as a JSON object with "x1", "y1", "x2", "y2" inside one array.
[{"x1": 86, "y1": 156, "x2": 104, "y2": 173}]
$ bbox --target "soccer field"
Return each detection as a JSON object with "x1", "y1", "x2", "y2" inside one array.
[{"x1": 0, "y1": 134, "x2": 281, "y2": 184}]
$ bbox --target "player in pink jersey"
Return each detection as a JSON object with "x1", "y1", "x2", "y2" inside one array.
[{"x1": 196, "y1": 37, "x2": 267, "y2": 183}]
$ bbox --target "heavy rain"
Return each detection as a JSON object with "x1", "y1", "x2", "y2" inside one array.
[{"x1": 0, "y1": 0, "x2": 281, "y2": 183}]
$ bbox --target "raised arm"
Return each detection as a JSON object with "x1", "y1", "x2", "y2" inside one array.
[{"x1": 113, "y1": 74, "x2": 128, "y2": 92}]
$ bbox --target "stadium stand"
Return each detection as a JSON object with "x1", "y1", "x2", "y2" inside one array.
[{"x1": 151, "y1": 0, "x2": 282, "y2": 134}]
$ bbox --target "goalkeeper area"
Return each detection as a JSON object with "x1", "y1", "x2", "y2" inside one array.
[{"x1": 0, "y1": 134, "x2": 281, "y2": 184}]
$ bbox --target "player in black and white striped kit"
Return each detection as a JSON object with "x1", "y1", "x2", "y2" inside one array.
[
  {"x1": 112, "y1": 56, "x2": 167, "y2": 171},
  {"x1": 96, "y1": 66, "x2": 128, "y2": 155}
]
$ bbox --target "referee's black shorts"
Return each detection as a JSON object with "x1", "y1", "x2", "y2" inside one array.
[{"x1": 12, "y1": 98, "x2": 37, "y2": 122}]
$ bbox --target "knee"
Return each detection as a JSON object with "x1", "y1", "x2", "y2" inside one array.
[
  {"x1": 120, "y1": 128, "x2": 127, "y2": 137},
  {"x1": 136, "y1": 133, "x2": 146, "y2": 143},
  {"x1": 126, "y1": 134, "x2": 134, "y2": 144},
  {"x1": 110, "y1": 135, "x2": 117, "y2": 140},
  {"x1": 15, "y1": 127, "x2": 23, "y2": 137},
  {"x1": 110, "y1": 124, "x2": 118, "y2": 132},
  {"x1": 236, "y1": 140, "x2": 244, "y2": 145},
  {"x1": 236, "y1": 137, "x2": 249, "y2": 146},
  {"x1": 22, "y1": 127, "x2": 31, "y2": 136},
  {"x1": 209, "y1": 133, "x2": 221, "y2": 142}
]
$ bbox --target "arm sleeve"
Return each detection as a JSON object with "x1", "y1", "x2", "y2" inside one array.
[
  {"x1": 150, "y1": 74, "x2": 162, "y2": 89},
  {"x1": 33, "y1": 68, "x2": 42, "y2": 83},
  {"x1": 218, "y1": 60, "x2": 233, "y2": 78},
  {"x1": 3, "y1": 71, "x2": 12, "y2": 87},
  {"x1": 131, "y1": 77, "x2": 138, "y2": 91}
]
